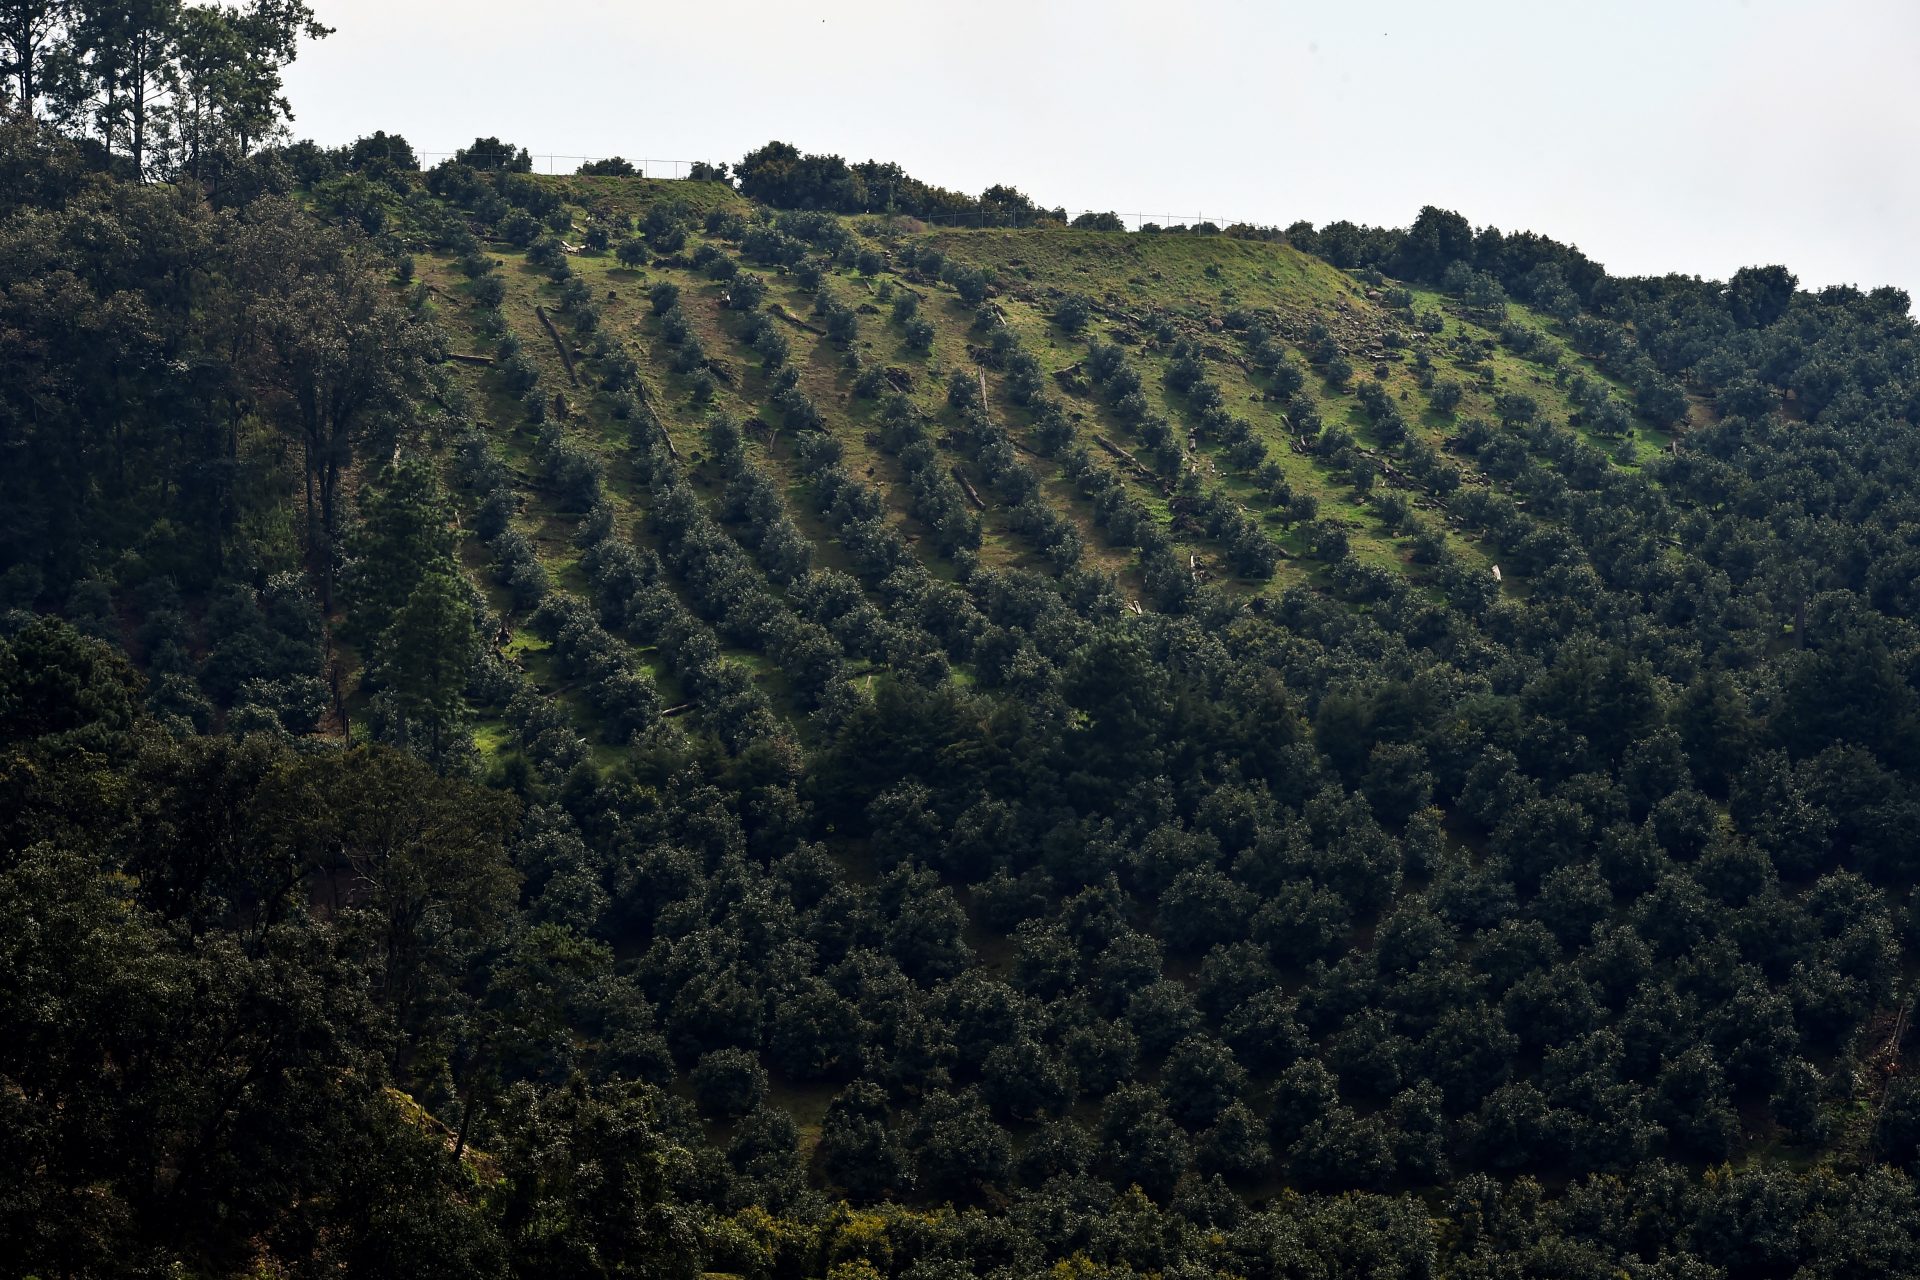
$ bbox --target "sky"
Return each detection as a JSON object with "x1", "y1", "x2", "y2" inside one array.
[{"x1": 281, "y1": 0, "x2": 1920, "y2": 297}]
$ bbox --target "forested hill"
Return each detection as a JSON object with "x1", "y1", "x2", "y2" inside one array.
[{"x1": 11, "y1": 118, "x2": 1920, "y2": 1279}]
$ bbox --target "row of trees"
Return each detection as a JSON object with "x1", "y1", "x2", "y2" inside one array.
[
  {"x1": 735, "y1": 139, "x2": 1059, "y2": 226},
  {"x1": 1, "y1": 0, "x2": 328, "y2": 175}
]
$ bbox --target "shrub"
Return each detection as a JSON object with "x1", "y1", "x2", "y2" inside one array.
[
  {"x1": 645, "y1": 203, "x2": 688, "y2": 252},
  {"x1": 470, "y1": 274, "x2": 506, "y2": 308},
  {"x1": 754, "y1": 324, "x2": 790, "y2": 368},
  {"x1": 498, "y1": 351, "x2": 540, "y2": 397},
  {"x1": 948, "y1": 265, "x2": 990, "y2": 306},
  {"x1": 727, "y1": 273, "x2": 767, "y2": 310},
  {"x1": 578, "y1": 156, "x2": 636, "y2": 176},
  {"x1": 691, "y1": 1048, "x2": 768, "y2": 1118},
  {"x1": 1054, "y1": 293, "x2": 1092, "y2": 333},
  {"x1": 705, "y1": 209, "x2": 747, "y2": 239},
  {"x1": 498, "y1": 209, "x2": 539, "y2": 247},
  {"x1": 455, "y1": 136, "x2": 531, "y2": 171}
]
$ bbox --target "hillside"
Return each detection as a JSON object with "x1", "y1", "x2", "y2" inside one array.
[
  {"x1": 9, "y1": 121, "x2": 1920, "y2": 1280},
  {"x1": 404, "y1": 172, "x2": 1688, "y2": 760}
]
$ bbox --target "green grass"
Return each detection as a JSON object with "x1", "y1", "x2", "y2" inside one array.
[
  {"x1": 420, "y1": 181, "x2": 1699, "y2": 760},
  {"x1": 472, "y1": 717, "x2": 513, "y2": 761},
  {"x1": 920, "y1": 228, "x2": 1512, "y2": 591},
  {"x1": 535, "y1": 173, "x2": 750, "y2": 222},
  {"x1": 925, "y1": 227, "x2": 1351, "y2": 316}
]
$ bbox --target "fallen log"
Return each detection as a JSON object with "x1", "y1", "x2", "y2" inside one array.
[
  {"x1": 768, "y1": 302, "x2": 827, "y2": 335},
  {"x1": 534, "y1": 305, "x2": 579, "y2": 386},
  {"x1": 1086, "y1": 300, "x2": 1147, "y2": 328},
  {"x1": 1200, "y1": 342, "x2": 1253, "y2": 373},
  {"x1": 953, "y1": 466, "x2": 986, "y2": 510},
  {"x1": 1053, "y1": 367, "x2": 1091, "y2": 396}
]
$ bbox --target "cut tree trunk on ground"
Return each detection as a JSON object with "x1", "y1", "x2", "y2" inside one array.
[
  {"x1": 953, "y1": 466, "x2": 986, "y2": 510},
  {"x1": 534, "y1": 305, "x2": 579, "y2": 386},
  {"x1": 768, "y1": 303, "x2": 827, "y2": 335}
]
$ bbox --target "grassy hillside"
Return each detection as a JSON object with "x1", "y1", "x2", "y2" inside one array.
[{"x1": 405, "y1": 174, "x2": 1690, "y2": 757}]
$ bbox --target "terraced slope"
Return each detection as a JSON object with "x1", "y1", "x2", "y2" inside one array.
[{"x1": 409, "y1": 175, "x2": 1679, "y2": 759}]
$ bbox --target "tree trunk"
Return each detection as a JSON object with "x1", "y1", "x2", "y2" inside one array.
[
  {"x1": 10, "y1": 29, "x2": 31, "y2": 112},
  {"x1": 303, "y1": 439, "x2": 318, "y2": 585},
  {"x1": 452, "y1": 1090, "x2": 479, "y2": 1162},
  {"x1": 130, "y1": 44, "x2": 148, "y2": 177},
  {"x1": 318, "y1": 455, "x2": 337, "y2": 608}
]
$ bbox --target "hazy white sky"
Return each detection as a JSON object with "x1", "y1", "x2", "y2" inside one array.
[{"x1": 283, "y1": 0, "x2": 1920, "y2": 295}]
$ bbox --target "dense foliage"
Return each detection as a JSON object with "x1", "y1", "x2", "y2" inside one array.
[
  {"x1": 736, "y1": 139, "x2": 1064, "y2": 226},
  {"x1": 11, "y1": 95, "x2": 1920, "y2": 1279}
]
